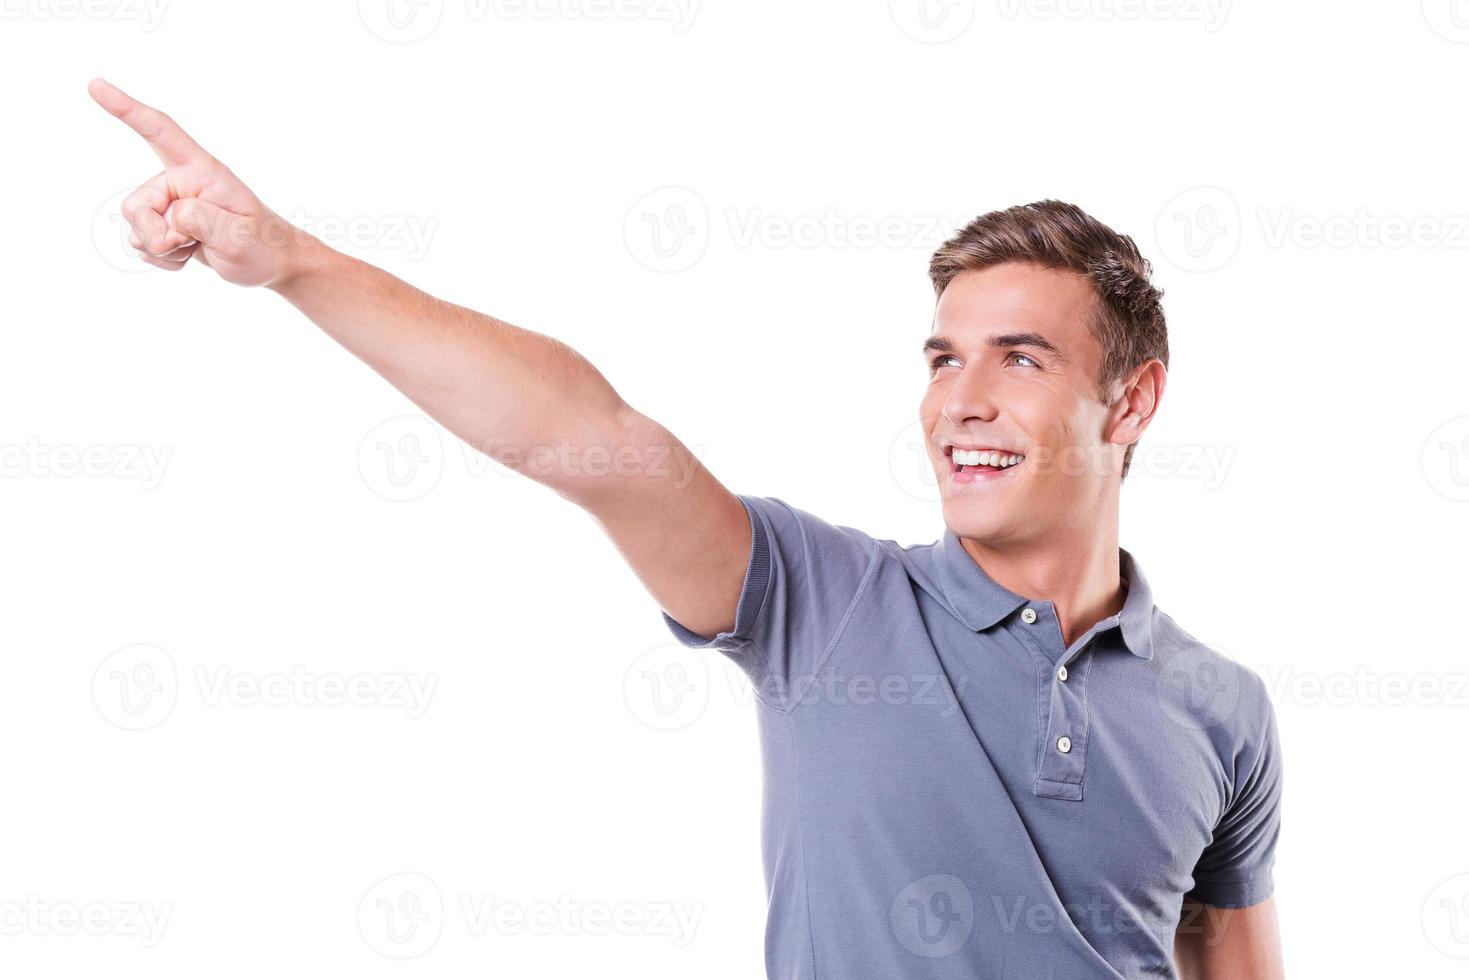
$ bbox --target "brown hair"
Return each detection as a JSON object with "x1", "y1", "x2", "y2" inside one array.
[{"x1": 928, "y1": 199, "x2": 1168, "y2": 478}]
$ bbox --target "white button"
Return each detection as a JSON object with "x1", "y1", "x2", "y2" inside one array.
[
  {"x1": 1056, "y1": 735, "x2": 1072, "y2": 754},
  {"x1": 1021, "y1": 607, "x2": 1038, "y2": 624},
  {"x1": 1057, "y1": 665, "x2": 1068, "y2": 682}
]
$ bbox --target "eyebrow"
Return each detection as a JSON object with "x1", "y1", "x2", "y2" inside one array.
[{"x1": 921, "y1": 332, "x2": 1066, "y2": 360}]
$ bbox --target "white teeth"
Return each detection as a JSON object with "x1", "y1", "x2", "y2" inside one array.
[{"x1": 951, "y1": 449, "x2": 1024, "y2": 469}]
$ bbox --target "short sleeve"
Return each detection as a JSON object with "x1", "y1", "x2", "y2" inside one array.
[
  {"x1": 660, "y1": 494, "x2": 878, "y2": 710},
  {"x1": 1186, "y1": 674, "x2": 1284, "y2": 908}
]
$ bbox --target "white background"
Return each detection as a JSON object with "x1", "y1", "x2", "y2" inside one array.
[{"x1": 3, "y1": 1, "x2": 1468, "y2": 976}]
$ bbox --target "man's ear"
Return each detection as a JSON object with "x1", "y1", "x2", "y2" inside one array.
[{"x1": 1105, "y1": 358, "x2": 1167, "y2": 451}]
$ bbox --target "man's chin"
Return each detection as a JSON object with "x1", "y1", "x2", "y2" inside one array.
[{"x1": 939, "y1": 499, "x2": 1021, "y2": 546}]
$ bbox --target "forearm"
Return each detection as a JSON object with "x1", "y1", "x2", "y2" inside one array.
[{"x1": 269, "y1": 235, "x2": 632, "y2": 499}]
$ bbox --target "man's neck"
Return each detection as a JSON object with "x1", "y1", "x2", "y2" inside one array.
[{"x1": 959, "y1": 523, "x2": 1126, "y2": 649}]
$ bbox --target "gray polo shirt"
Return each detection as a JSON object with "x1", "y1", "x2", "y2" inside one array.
[{"x1": 661, "y1": 494, "x2": 1282, "y2": 979}]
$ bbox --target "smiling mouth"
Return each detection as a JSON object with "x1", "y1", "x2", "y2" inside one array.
[{"x1": 946, "y1": 446, "x2": 1025, "y2": 478}]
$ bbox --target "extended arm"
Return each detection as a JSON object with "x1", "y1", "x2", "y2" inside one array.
[{"x1": 88, "y1": 78, "x2": 749, "y2": 638}]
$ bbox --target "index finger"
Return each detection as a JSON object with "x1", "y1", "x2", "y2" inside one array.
[{"x1": 88, "y1": 77, "x2": 209, "y2": 167}]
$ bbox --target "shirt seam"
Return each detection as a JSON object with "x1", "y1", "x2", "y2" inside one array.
[
  {"x1": 765, "y1": 537, "x2": 884, "y2": 715},
  {"x1": 1221, "y1": 686, "x2": 1272, "y2": 819},
  {"x1": 1070, "y1": 639, "x2": 1094, "y2": 796},
  {"x1": 718, "y1": 496, "x2": 784, "y2": 711},
  {"x1": 1192, "y1": 682, "x2": 1277, "y2": 898},
  {"x1": 1190, "y1": 871, "x2": 1269, "y2": 885},
  {"x1": 782, "y1": 707, "x2": 820, "y2": 978},
  {"x1": 1016, "y1": 621, "x2": 1050, "y2": 778}
]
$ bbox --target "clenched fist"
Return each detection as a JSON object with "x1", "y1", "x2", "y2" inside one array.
[{"x1": 89, "y1": 78, "x2": 306, "y2": 287}]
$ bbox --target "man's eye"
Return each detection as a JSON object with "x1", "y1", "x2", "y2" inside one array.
[
  {"x1": 1008, "y1": 352, "x2": 1038, "y2": 368},
  {"x1": 930, "y1": 354, "x2": 960, "y2": 371}
]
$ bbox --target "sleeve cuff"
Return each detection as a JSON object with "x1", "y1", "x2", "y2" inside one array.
[
  {"x1": 1184, "y1": 873, "x2": 1274, "y2": 909},
  {"x1": 660, "y1": 495, "x2": 772, "y2": 650}
]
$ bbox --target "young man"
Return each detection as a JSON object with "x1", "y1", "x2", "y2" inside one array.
[{"x1": 89, "y1": 78, "x2": 1284, "y2": 979}]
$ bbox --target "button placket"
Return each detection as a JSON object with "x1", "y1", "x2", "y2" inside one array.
[
  {"x1": 1036, "y1": 653, "x2": 1088, "y2": 795},
  {"x1": 1053, "y1": 622, "x2": 1098, "y2": 791},
  {"x1": 1008, "y1": 601, "x2": 1092, "y2": 801}
]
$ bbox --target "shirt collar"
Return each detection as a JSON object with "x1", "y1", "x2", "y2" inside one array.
[{"x1": 935, "y1": 529, "x2": 1155, "y2": 660}]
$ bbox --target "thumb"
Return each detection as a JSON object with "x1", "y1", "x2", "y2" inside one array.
[{"x1": 164, "y1": 197, "x2": 241, "y2": 249}]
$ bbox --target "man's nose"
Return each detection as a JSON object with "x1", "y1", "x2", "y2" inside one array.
[{"x1": 941, "y1": 367, "x2": 999, "y2": 424}]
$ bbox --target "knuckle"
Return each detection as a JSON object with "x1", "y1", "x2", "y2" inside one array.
[{"x1": 122, "y1": 188, "x2": 161, "y2": 223}]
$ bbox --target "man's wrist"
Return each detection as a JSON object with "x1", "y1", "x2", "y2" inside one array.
[{"x1": 267, "y1": 227, "x2": 336, "y2": 295}]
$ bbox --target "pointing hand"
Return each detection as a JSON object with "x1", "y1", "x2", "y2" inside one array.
[{"x1": 89, "y1": 78, "x2": 304, "y2": 286}]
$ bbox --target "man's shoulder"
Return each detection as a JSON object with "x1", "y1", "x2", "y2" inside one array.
[
  {"x1": 733, "y1": 494, "x2": 944, "y2": 604},
  {"x1": 1149, "y1": 608, "x2": 1275, "y2": 736},
  {"x1": 736, "y1": 494, "x2": 938, "y2": 562}
]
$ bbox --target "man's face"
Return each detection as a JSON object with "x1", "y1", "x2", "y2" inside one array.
[{"x1": 921, "y1": 261, "x2": 1120, "y2": 546}]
